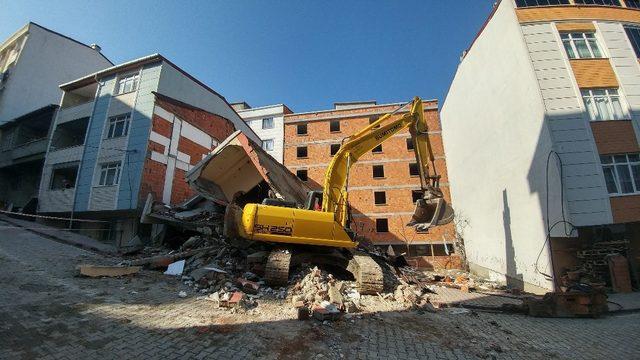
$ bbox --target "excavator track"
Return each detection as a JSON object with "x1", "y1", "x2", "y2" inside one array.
[
  {"x1": 347, "y1": 252, "x2": 384, "y2": 295},
  {"x1": 264, "y1": 250, "x2": 292, "y2": 286}
]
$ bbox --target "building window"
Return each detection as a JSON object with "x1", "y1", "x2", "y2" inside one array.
[
  {"x1": 296, "y1": 169, "x2": 308, "y2": 181},
  {"x1": 376, "y1": 218, "x2": 389, "y2": 233},
  {"x1": 411, "y1": 190, "x2": 423, "y2": 203},
  {"x1": 409, "y1": 163, "x2": 420, "y2": 177},
  {"x1": 573, "y1": 0, "x2": 621, "y2": 5},
  {"x1": 330, "y1": 120, "x2": 340, "y2": 132},
  {"x1": 297, "y1": 146, "x2": 308, "y2": 158},
  {"x1": 626, "y1": 0, "x2": 640, "y2": 9},
  {"x1": 330, "y1": 143, "x2": 340, "y2": 156},
  {"x1": 372, "y1": 165, "x2": 385, "y2": 178},
  {"x1": 560, "y1": 32, "x2": 602, "y2": 59},
  {"x1": 98, "y1": 162, "x2": 121, "y2": 186},
  {"x1": 372, "y1": 144, "x2": 383, "y2": 153},
  {"x1": 297, "y1": 123, "x2": 308, "y2": 135},
  {"x1": 263, "y1": 139, "x2": 274, "y2": 151},
  {"x1": 262, "y1": 117, "x2": 274, "y2": 129},
  {"x1": 515, "y1": 0, "x2": 570, "y2": 7},
  {"x1": 601, "y1": 154, "x2": 640, "y2": 195},
  {"x1": 51, "y1": 117, "x2": 89, "y2": 150},
  {"x1": 624, "y1": 26, "x2": 640, "y2": 58},
  {"x1": 406, "y1": 138, "x2": 414, "y2": 151},
  {"x1": 106, "y1": 114, "x2": 131, "y2": 138},
  {"x1": 581, "y1": 89, "x2": 625, "y2": 121},
  {"x1": 374, "y1": 191, "x2": 386, "y2": 205},
  {"x1": 369, "y1": 116, "x2": 381, "y2": 129},
  {"x1": 115, "y1": 73, "x2": 140, "y2": 95},
  {"x1": 50, "y1": 164, "x2": 79, "y2": 190}
]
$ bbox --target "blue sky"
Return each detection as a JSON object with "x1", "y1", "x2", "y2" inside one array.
[{"x1": 1, "y1": 1, "x2": 494, "y2": 112}]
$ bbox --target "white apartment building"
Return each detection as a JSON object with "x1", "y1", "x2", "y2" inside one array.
[
  {"x1": 0, "y1": 22, "x2": 112, "y2": 124},
  {"x1": 442, "y1": 0, "x2": 640, "y2": 293},
  {"x1": 232, "y1": 102, "x2": 292, "y2": 163}
]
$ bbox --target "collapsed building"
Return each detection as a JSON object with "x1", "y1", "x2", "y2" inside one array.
[{"x1": 36, "y1": 54, "x2": 260, "y2": 248}]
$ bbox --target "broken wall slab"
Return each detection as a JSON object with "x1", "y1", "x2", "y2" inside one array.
[{"x1": 186, "y1": 130, "x2": 311, "y2": 206}]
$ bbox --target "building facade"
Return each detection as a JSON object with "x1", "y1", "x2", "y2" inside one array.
[
  {"x1": 284, "y1": 101, "x2": 460, "y2": 268},
  {"x1": 37, "y1": 54, "x2": 256, "y2": 246},
  {"x1": 0, "y1": 22, "x2": 112, "y2": 124},
  {"x1": 442, "y1": 0, "x2": 640, "y2": 292},
  {"x1": 0, "y1": 23, "x2": 113, "y2": 210},
  {"x1": 232, "y1": 102, "x2": 292, "y2": 163}
]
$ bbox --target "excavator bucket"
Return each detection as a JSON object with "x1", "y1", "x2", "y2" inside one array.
[{"x1": 408, "y1": 196, "x2": 454, "y2": 232}]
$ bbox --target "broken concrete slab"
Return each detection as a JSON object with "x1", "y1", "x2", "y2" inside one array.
[
  {"x1": 186, "y1": 130, "x2": 311, "y2": 206},
  {"x1": 164, "y1": 260, "x2": 186, "y2": 276},
  {"x1": 77, "y1": 265, "x2": 141, "y2": 278}
]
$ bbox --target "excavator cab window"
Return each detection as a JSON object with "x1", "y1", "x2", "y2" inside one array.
[{"x1": 305, "y1": 191, "x2": 323, "y2": 211}]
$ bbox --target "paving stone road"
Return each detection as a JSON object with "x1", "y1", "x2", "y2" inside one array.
[{"x1": 0, "y1": 220, "x2": 639, "y2": 360}]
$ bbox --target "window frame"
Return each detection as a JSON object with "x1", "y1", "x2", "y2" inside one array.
[
  {"x1": 115, "y1": 72, "x2": 140, "y2": 95},
  {"x1": 97, "y1": 161, "x2": 122, "y2": 187},
  {"x1": 330, "y1": 143, "x2": 340, "y2": 156},
  {"x1": 296, "y1": 146, "x2": 308, "y2": 158},
  {"x1": 329, "y1": 120, "x2": 341, "y2": 133},
  {"x1": 372, "y1": 164, "x2": 385, "y2": 179},
  {"x1": 106, "y1": 114, "x2": 131, "y2": 139},
  {"x1": 262, "y1": 117, "x2": 274, "y2": 130},
  {"x1": 262, "y1": 138, "x2": 274, "y2": 151},
  {"x1": 624, "y1": 26, "x2": 640, "y2": 58},
  {"x1": 515, "y1": 0, "x2": 570, "y2": 7},
  {"x1": 296, "y1": 123, "x2": 308, "y2": 136},
  {"x1": 573, "y1": 0, "x2": 621, "y2": 6},
  {"x1": 411, "y1": 190, "x2": 423, "y2": 204},
  {"x1": 375, "y1": 218, "x2": 389, "y2": 233},
  {"x1": 601, "y1": 153, "x2": 640, "y2": 196},
  {"x1": 374, "y1": 191, "x2": 387, "y2": 205},
  {"x1": 581, "y1": 88, "x2": 627, "y2": 121},
  {"x1": 409, "y1": 162, "x2": 420, "y2": 177},
  {"x1": 560, "y1": 32, "x2": 603, "y2": 60},
  {"x1": 406, "y1": 138, "x2": 414, "y2": 151},
  {"x1": 626, "y1": 0, "x2": 640, "y2": 9},
  {"x1": 296, "y1": 169, "x2": 308, "y2": 182}
]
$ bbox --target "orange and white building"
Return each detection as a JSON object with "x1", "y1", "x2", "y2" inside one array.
[{"x1": 442, "y1": 0, "x2": 640, "y2": 292}]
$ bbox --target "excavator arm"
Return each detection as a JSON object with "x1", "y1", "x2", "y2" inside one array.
[{"x1": 322, "y1": 97, "x2": 453, "y2": 231}]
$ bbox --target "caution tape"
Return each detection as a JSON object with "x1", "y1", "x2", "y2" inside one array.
[{"x1": 0, "y1": 209, "x2": 109, "y2": 223}]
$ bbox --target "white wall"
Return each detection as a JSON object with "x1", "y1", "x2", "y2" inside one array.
[
  {"x1": 521, "y1": 22, "x2": 611, "y2": 226},
  {"x1": 237, "y1": 105, "x2": 286, "y2": 163},
  {"x1": 598, "y1": 22, "x2": 640, "y2": 150},
  {"x1": 441, "y1": 0, "x2": 562, "y2": 292},
  {"x1": 0, "y1": 24, "x2": 112, "y2": 124},
  {"x1": 156, "y1": 62, "x2": 262, "y2": 145}
]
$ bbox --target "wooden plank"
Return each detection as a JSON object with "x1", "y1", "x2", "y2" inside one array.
[{"x1": 77, "y1": 265, "x2": 141, "y2": 277}]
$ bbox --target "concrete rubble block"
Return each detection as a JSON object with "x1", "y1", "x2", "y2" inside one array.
[
  {"x1": 297, "y1": 306, "x2": 310, "y2": 320},
  {"x1": 312, "y1": 301, "x2": 341, "y2": 321},
  {"x1": 164, "y1": 260, "x2": 186, "y2": 276},
  {"x1": 77, "y1": 265, "x2": 141, "y2": 278},
  {"x1": 236, "y1": 278, "x2": 260, "y2": 294},
  {"x1": 247, "y1": 251, "x2": 268, "y2": 264},
  {"x1": 328, "y1": 284, "x2": 344, "y2": 308},
  {"x1": 219, "y1": 291, "x2": 245, "y2": 308}
]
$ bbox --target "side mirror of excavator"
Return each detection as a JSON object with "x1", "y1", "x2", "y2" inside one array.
[{"x1": 407, "y1": 196, "x2": 454, "y2": 232}]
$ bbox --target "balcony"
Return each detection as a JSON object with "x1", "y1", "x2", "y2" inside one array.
[
  {"x1": 56, "y1": 101, "x2": 93, "y2": 124},
  {"x1": 515, "y1": 1, "x2": 638, "y2": 9}
]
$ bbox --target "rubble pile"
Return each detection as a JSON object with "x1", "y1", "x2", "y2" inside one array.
[{"x1": 563, "y1": 240, "x2": 630, "y2": 290}]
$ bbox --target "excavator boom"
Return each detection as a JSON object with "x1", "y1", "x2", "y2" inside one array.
[{"x1": 323, "y1": 97, "x2": 453, "y2": 230}]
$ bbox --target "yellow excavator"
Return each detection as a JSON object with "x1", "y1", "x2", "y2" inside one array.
[{"x1": 224, "y1": 97, "x2": 454, "y2": 294}]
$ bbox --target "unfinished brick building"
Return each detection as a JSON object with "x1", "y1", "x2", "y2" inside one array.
[{"x1": 284, "y1": 100, "x2": 460, "y2": 268}]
